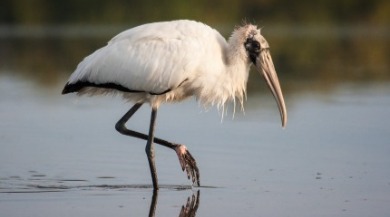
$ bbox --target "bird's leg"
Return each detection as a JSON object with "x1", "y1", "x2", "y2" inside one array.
[
  {"x1": 115, "y1": 103, "x2": 200, "y2": 186},
  {"x1": 146, "y1": 108, "x2": 159, "y2": 190}
]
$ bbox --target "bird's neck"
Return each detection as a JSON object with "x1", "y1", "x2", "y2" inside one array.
[
  {"x1": 223, "y1": 49, "x2": 251, "y2": 110},
  {"x1": 202, "y1": 46, "x2": 250, "y2": 112},
  {"x1": 193, "y1": 41, "x2": 250, "y2": 113}
]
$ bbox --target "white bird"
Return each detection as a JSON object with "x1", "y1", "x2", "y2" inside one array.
[{"x1": 62, "y1": 20, "x2": 287, "y2": 190}]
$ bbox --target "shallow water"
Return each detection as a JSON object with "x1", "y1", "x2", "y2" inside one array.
[{"x1": 1, "y1": 75, "x2": 390, "y2": 216}]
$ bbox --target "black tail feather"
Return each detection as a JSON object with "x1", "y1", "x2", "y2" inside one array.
[
  {"x1": 61, "y1": 81, "x2": 171, "y2": 95},
  {"x1": 61, "y1": 82, "x2": 84, "y2": 94}
]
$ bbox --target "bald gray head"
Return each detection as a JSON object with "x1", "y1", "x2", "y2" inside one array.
[{"x1": 242, "y1": 25, "x2": 287, "y2": 127}]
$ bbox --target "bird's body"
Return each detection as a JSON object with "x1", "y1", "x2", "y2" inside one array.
[
  {"x1": 64, "y1": 20, "x2": 248, "y2": 109},
  {"x1": 62, "y1": 20, "x2": 287, "y2": 190}
]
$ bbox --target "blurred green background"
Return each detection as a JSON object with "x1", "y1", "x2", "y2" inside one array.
[{"x1": 0, "y1": 0, "x2": 389, "y2": 92}]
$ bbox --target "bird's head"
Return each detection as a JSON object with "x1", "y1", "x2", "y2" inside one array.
[{"x1": 240, "y1": 25, "x2": 287, "y2": 127}]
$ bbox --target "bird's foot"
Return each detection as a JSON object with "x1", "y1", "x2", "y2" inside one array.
[{"x1": 174, "y1": 144, "x2": 200, "y2": 186}]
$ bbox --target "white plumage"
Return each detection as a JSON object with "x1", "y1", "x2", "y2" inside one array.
[
  {"x1": 65, "y1": 20, "x2": 251, "y2": 109},
  {"x1": 62, "y1": 20, "x2": 287, "y2": 190}
]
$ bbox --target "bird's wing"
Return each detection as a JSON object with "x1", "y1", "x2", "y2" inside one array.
[{"x1": 67, "y1": 21, "x2": 210, "y2": 94}]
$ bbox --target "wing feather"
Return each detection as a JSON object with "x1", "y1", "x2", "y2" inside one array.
[{"x1": 66, "y1": 20, "x2": 209, "y2": 95}]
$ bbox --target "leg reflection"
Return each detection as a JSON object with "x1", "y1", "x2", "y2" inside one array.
[
  {"x1": 148, "y1": 190, "x2": 200, "y2": 217},
  {"x1": 148, "y1": 190, "x2": 159, "y2": 217},
  {"x1": 179, "y1": 190, "x2": 200, "y2": 217}
]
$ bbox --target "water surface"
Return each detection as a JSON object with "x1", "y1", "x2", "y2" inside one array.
[{"x1": 1, "y1": 75, "x2": 390, "y2": 216}]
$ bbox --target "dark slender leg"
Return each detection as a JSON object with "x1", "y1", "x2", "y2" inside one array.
[
  {"x1": 115, "y1": 103, "x2": 200, "y2": 187},
  {"x1": 146, "y1": 108, "x2": 158, "y2": 189},
  {"x1": 115, "y1": 103, "x2": 175, "y2": 149}
]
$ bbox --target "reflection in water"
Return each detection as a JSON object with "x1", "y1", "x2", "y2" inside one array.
[
  {"x1": 179, "y1": 190, "x2": 200, "y2": 217},
  {"x1": 148, "y1": 190, "x2": 158, "y2": 217},
  {"x1": 149, "y1": 190, "x2": 200, "y2": 217},
  {"x1": 0, "y1": 173, "x2": 201, "y2": 217}
]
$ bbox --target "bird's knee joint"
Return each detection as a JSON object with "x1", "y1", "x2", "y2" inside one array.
[{"x1": 115, "y1": 122, "x2": 126, "y2": 133}]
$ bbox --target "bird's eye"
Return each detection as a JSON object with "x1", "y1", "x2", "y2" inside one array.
[
  {"x1": 244, "y1": 38, "x2": 261, "y2": 53},
  {"x1": 253, "y1": 41, "x2": 260, "y2": 49},
  {"x1": 244, "y1": 38, "x2": 261, "y2": 64}
]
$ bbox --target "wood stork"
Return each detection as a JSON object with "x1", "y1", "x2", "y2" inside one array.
[{"x1": 62, "y1": 20, "x2": 287, "y2": 190}]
